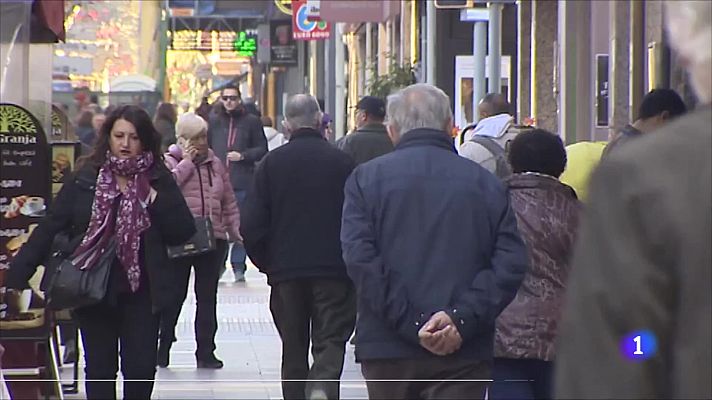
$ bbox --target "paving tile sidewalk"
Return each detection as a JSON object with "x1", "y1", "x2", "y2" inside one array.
[{"x1": 62, "y1": 265, "x2": 367, "y2": 399}]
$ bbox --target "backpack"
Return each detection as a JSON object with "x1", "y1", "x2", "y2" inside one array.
[{"x1": 469, "y1": 125, "x2": 533, "y2": 179}]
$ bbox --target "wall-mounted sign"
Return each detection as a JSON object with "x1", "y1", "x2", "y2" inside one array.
[
  {"x1": 171, "y1": 29, "x2": 258, "y2": 53},
  {"x1": 274, "y1": 0, "x2": 292, "y2": 15},
  {"x1": 270, "y1": 21, "x2": 297, "y2": 65},
  {"x1": 292, "y1": 0, "x2": 330, "y2": 41},
  {"x1": 0, "y1": 104, "x2": 51, "y2": 318},
  {"x1": 233, "y1": 31, "x2": 257, "y2": 57}
]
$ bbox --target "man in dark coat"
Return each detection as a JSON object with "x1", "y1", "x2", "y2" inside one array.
[
  {"x1": 341, "y1": 83, "x2": 528, "y2": 400},
  {"x1": 207, "y1": 83, "x2": 268, "y2": 282},
  {"x1": 240, "y1": 94, "x2": 356, "y2": 400},
  {"x1": 555, "y1": 2, "x2": 711, "y2": 398},
  {"x1": 337, "y1": 96, "x2": 393, "y2": 165}
]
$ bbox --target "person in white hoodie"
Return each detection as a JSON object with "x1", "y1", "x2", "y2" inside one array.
[
  {"x1": 262, "y1": 116, "x2": 287, "y2": 151},
  {"x1": 458, "y1": 93, "x2": 523, "y2": 178}
]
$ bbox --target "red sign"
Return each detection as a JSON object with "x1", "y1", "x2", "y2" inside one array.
[{"x1": 292, "y1": 0, "x2": 330, "y2": 41}]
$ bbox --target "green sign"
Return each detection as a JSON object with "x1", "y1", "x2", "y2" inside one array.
[{"x1": 233, "y1": 31, "x2": 257, "y2": 57}]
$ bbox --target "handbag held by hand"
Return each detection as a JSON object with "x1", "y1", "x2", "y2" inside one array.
[{"x1": 166, "y1": 163, "x2": 216, "y2": 258}]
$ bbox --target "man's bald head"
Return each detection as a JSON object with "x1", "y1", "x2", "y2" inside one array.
[{"x1": 478, "y1": 93, "x2": 511, "y2": 119}]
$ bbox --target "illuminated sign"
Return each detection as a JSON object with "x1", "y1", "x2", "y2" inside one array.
[
  {"x1": 172, "y1": 30, "x2": 258, "y2": 53},
  {"x1": 274, "y1": 0, "x2": 292, "y2": 15},
  {"x1": 233, "y1": 31, "x2": 257, "y2": 57}
]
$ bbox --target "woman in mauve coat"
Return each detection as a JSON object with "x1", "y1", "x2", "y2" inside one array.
[
  {"x1": 490, "y1": 129, "x2": 581, "y2": 400},
  {"x1": 159, "y1": 112, "x2": 241, "y2": 369}
]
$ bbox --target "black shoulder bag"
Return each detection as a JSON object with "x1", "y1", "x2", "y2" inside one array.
[
  {"x1": 46, "y1": 237, "x2": 117, "y2": 310},
  {"x1": 166, "y1": 164, "x2": 216, "y2": 258}
]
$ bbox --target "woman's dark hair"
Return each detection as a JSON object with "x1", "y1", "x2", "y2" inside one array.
[
  {"x1": 77, "y1": 105, "x2": 162, "y2": 169},
  {"x1": 76, "y1": 110, "x2": 94, "y2": 128},
  {"x1": 154, "y1": 102, "x2": 177, "y2": 124},
  {"x1": 508, "y1": 129, "x2": 567, "y2": 178}
]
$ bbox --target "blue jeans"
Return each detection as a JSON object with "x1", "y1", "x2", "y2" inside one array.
[{"x1": 229, "y1": 189, "x2": 247, "y2": 273}]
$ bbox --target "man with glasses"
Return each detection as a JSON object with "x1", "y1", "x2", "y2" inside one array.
[{"x1": 208, "y1": 84, "x2": 268, "y2": 282}]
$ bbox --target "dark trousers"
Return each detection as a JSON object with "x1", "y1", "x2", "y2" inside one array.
[
  {"x1": 229, "y1": 190, "x2": 247, "y2": 270},
  {"x1": 361, "y1": 357, "x2": 490, "y2": 400},
  {"x1": 74, "y1": 285, "x2": 159, "y2": 400},
  {"x1": 489, "y1": 357, "x2": 553, "y2": 400},
  {"x1": 269, "y1": 278, "x2": 356, "y2": 400},
  {"x1": 159, "y1": 239, "x2": 228, "y2": 358}
]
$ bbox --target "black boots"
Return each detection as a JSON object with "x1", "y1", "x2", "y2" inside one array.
[
  {"x1": 196, "y1": 353, "x2": 224, "y2": 369},
  {"x1": 157, "y1": 341, "x2": 171, "y2": 368}
]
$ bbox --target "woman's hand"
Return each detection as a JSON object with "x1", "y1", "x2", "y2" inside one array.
[{"x1": 183, "y1": 145, "x2": 199, "y2": 162}]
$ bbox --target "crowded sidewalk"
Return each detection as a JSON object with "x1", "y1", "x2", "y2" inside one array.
[{"x1": 60, "y1": 265, "x2": 367, "y2": 400}]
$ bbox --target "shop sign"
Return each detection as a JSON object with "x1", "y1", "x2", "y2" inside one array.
[
  {"x1": 233, "y1": 31, "x2": 258, "y2": 57},
  {"x1": 270, "y1": 21, "x2": 297, "y2": 65},
  {"x1": 0, "y1": 104, "x2": 50, "y2": 318},
  {"x1": 292, "y1": 0, "x2": 330, "y2": 41}
]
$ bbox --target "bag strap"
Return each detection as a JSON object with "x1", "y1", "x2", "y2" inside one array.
[
  {"x1": 196, "y1": 164, "x2": 206, "y2": 217},
  {"x1": 470, "y1": 135, "x2": 505, "y2": 158}
]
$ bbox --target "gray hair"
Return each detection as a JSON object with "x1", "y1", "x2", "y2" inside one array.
[
  {"x1": 386, "y1": 84, "x2": 453, "y2": 135},
  {"x1": 175, "y1": 112, "x2": 207, "y2": 139},
  {"x1": 665, "y1": 1, "x2": 712, "y2": 102},
  {"x1": 284, "y1": 94, "x2": 322, "y2": 130}
]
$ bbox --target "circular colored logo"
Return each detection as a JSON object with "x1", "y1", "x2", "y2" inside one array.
[
  {"x1": 620, "y1": 330, "x2": 658, "y2": 361},
  {"x1": 296, "y1": 4, "x2": 316, "y2": 33}
]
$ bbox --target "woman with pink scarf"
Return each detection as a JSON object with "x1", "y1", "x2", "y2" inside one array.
[
  {"x1": 158, "y1": 112, "x2": 241, "y2": 369},
  {"x1": 5, "y1": 105, "x2": 195, "y2": 399}
]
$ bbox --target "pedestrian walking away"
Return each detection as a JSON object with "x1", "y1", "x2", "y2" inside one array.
[
  {"x1": 341, "y1": 83, "x2": 528, "y2": 400},
  {"x1": 241, "y1": 94, "x2": 357, "y2": 400}
]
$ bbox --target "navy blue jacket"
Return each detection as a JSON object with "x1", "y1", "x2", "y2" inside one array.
[
  {"x1": 241, "y1": 128, "x2": 355, "y2": 285},
  {"x1": 341, "y1": 128, "x2": 528, "y2": 361}
]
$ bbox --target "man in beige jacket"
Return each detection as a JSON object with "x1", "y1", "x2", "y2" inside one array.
[{"x1": 555, "y1": 1, "x2": 712, "y2": 398}]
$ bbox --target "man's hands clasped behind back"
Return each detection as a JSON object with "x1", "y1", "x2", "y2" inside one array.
[{"x1": 418, "y1": 311, "x2": 463, "y2": 356}]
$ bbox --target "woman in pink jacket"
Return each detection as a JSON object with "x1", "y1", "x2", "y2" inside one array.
[{"x1": 158, "y1": 112, "x2": 241, "y2": 369}]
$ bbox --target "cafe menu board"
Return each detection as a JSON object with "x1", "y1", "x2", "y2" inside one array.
[
  {"x1": 0, "y1": 103, "x2": 50, "y2": 318},
  {"x1": 51, "y1": 104, "x2": 74, "y2": 141}
]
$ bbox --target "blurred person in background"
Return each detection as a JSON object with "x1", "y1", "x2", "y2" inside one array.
[
  {"x1": 341, "y1": 84, "x2": 527, "y2": 400},
  {"x1": 337, "y1": 96, "x2": 393, "y2": 165},
  {"x1": 76, "y1": 110, "x2": 96, "y2": 148},
  {"x1": 489, "y1": 130, "x2": 580, "y2": 400},
  {"x1": 154, "y1": 102, "x2": 178, "y2": 153},
  {"x1": 603, "y1": 88, "x2": 687, "y2": 157},
  {"x1": 241, "y1": 95, "x2": 356, "y2": 400},
  {"x1": 159, "y1": 113, "x2": 241, "y2": 369},
  {"x1": 5, "y1": 105, "x2": 195, "y2": 399},
  {"x1": 262, "y1": 116, "x2": 287, "y2": 151},
  {"x1": 208, "y1": 83, "x2": 267, "y2": 283},
  {"x1": 558, "y1": 140, "x2": 607, "y2": 202},
  {"x1": 555, "y1": 1, "x2": 711, "y2": 398}
]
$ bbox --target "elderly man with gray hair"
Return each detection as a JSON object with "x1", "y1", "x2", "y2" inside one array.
[
  {"x1": 241, "y1": 94, "x2": 357, "y2": 400},
  {"x1": 554, "y1": 1, "x2": 711, "y2": 398},
  {"x1": 341, "y1": 83, "x2": 528, "y2": 399}
]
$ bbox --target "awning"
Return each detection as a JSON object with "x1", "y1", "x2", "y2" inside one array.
[
  {"x1": 320, "y1": 0, "x2": 400, "y2": 23},
  {"x1": 31, "y1": 0, "x2": 65, "y2": 43}
]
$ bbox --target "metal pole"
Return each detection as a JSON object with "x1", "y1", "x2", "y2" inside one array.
[
  {"x1": 473, "y1": 21, "x2": 487, "y2": 124},
  {"x1": 487, "y1": 3, "x2": 503, "y2": 93},
  {"x1": 335, "y1": 23, "x2": 346, "y2": 140},
  {"x1": 426, "y1": 0, "x2": 436, "y2": 84},
  {"x1": 365, "y1": 23, "x2": 373, "y2": 87}
]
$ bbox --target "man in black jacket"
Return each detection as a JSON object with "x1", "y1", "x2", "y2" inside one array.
[
  {"x1": 241, "y1": 94, "x2": 356, "y2": 400},
  {"x1": 341, "y1": 84, "x2": 528, "y2": 399},
  {"x1": 336, "y1": 96, "x2": 394, "y2": 164},
  {"x1": 207, "y1": 84, "x2": 268, "y2": 282}
]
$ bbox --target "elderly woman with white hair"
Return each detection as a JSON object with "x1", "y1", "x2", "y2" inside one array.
[
  {"x1": 158, "y1": 112, "x2": 241, "y2": 369},
  {"x1": 555, "y1": 1, "x2": 711, "y2": 398}
]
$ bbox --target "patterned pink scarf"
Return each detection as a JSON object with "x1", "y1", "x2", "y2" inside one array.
[{"x1": 72, "y1": 151, "x2": 154, "y2": 292}]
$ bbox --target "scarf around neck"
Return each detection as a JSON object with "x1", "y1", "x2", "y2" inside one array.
[{"x1": 72, "y1": 151, "x2": 154, "y2": 292}]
